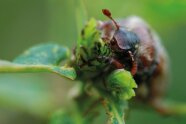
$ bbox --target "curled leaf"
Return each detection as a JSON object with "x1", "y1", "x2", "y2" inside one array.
[{"x1": 107, "y1": 69, "x2": 137, "y2": 100}]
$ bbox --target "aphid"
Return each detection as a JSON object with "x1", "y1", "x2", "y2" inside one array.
[{"x1": 100, "y1": 9, "x2": 169, "y2": 114}]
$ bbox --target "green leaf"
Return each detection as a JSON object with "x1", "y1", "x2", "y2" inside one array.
[
  {"x1": 0, "y1": 44, "x2": 76, "y2": 80},
  {"x1": 13, "y1": 43, "x2": 70, "y2": 65},
  {"x1": 107, "y1": 69, "x2": 137, "y2": 100}
]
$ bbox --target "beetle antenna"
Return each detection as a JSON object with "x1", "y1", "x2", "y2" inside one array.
[{"x1": 102, "y1": 9, "x2": 119, "y2": 30}]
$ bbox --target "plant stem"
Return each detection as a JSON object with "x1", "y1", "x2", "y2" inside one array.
[{"x1": 75, "y1": 0, "x2": 88, "y2": 35}]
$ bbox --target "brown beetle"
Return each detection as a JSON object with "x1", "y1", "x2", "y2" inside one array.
[{"x1": 100, "y1": 9, "x2": 169, "y2": 114}]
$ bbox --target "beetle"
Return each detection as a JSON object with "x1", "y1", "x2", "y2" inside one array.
[
  {"x1": 100, "y1": 9, "x2": 140, "y2": 76},
  {"x1": 99, "y1": 9, "x2": 169, "y2": 114}
]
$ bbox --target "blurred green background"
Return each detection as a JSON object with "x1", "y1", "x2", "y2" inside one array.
[{"x1": 0, "y1": 0, "x2": 186, "y2": 124}]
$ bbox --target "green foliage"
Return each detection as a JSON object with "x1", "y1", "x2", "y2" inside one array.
[
  {"x1": 50, "y1": 110, "x2": 76, "y2": 124},
  {"x1": 13, "y1": 43, "x2": 69, "y2": 65},
  {"x1": 107, "y1": 69, "x2": 137, "y2": 100},
  {"x1": 76, "y1": 18, "x2": 101, "y2": 62},
  {"x1": 77, "y1": 18, "x2": 98, "y2": 47},
  {"x1": 76, "y1": 18, "x2": 111, "y2": 71},
  {"x1": 0, "y1": 44, "x2": 76, "y2": 80}
]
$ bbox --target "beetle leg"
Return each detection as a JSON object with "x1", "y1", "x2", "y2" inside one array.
[
  {"x1": 128, "y1": 51, "x2": 138, "y2": 75},
  {"x1": 110, "y1": 58, "x2": 124, "y2": 69},
  {"x1": 149, "y1": 98, "x2": 175, "y2": 116}
]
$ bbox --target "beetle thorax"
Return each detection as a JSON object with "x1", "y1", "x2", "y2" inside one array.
[{"x1": 110, "y1": 28, "x2": 140, "y2": 54}]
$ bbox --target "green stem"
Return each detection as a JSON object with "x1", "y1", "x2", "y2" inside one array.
[
  {"x1": 75, "y1": 0, "x2": 88, "y2": 35},
  {"x1": 95, "y1": 85, "x2": 126, "y2": 124},
  {"x1": 106, "y1": 98, "x2": 125, "y2": 124}
]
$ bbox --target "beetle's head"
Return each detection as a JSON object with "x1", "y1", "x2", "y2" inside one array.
[{"x1": 102, "y1": 9, "x2": 140, "y2": 55}]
